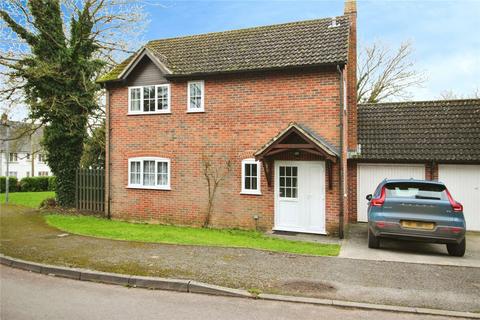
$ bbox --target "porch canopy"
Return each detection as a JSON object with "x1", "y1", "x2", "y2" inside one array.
[{"x1": 254, "y1": 123, "x2": 339, "y2": 188}]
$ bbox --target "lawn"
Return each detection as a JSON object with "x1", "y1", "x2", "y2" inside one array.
[
  {"x1": 0, "y1": 191, "x2": 55, "y2": 208},
  {"x1": 46, "y1": 214, "x2": 340, "y2": 256}
]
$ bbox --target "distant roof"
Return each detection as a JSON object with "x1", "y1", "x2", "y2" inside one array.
[
  {"x1": 98, "y1": 16, "x2": 350, "y2": 82},
  {"x1": 356, "y1": 99, "x2": 480, "y2": 162}
]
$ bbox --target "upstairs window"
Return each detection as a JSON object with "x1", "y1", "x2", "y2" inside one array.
[
  {"x1": 128, "y1": 157, "x2": 171, "y2": 190},
  {"x1": 9, "y1": 153, "x2": 18, "y2": 162},
  {"x1": 187, "y1": 81, "x2": 204, "y2": 112},
  {"x1": 128, "y1": 84, "x2": 171, "y2": 114},
  {"x1": 143, "y1": 86, "x2": 156, "y2": 112},
  {"x1": 241, "y1": 159, "x2": 261, "y2": 195},
  {"x1": 38, "y1": 154, "x2": 46, "y2": 163}
]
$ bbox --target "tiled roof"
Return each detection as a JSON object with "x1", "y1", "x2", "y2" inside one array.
[
  {"x1": 98, "y1": 16, "x2": 350, "y2": 82},
  {"x1": 356, "y1": 99, "x2": 480, "y2": 162}
]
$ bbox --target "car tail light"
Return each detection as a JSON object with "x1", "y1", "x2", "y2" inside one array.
[
  {"x1": 371, "y1": 187, "x2": 386, "y2": 207},
  {"x1": 446, "y1": 189, "x2": 463, "y2": 212}
]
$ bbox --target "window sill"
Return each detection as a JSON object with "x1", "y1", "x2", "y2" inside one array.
[
  {"x1": 186, "y1": 110, "x2": 205, "y2": 113},
  {"x1": 126, "y1": 185, "x2": 171, "y2": 191},
  {"x1": 127, "y1": 111, "x2": 171, "y2": 116},
  {"x1": 240, "y1": 191, "x2": 262, "y2": 196}
]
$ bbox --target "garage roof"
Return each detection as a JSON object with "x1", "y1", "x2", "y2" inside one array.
[{"x1": 356, "y1": 99, "x2": 480, "y2": 162}]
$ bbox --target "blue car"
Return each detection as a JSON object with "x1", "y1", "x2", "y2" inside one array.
[{"x1": 366, "y1": 179, "x2": 466, "y2": 257}]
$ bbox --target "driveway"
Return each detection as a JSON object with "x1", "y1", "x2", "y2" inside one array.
[{"x1": 340, "y1": 223, "x2": 480, "y2": 267}]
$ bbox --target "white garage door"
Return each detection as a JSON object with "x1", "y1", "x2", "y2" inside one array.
[
  {"x1": 357, "y1": 164, "x2": 425, "y2": 222},
  {"x1": 439, "y1": 165, "x2": 480, "y2": 231}
]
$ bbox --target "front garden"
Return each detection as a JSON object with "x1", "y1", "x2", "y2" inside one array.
[
  {"x1": 45, "y1": 214, "x2": 340, "y2": 256},
  {"x1": 1, "y1": 189, "x2": 339, "y2": 257}
]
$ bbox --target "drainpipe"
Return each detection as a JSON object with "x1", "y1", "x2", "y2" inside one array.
[
  {"x1": 337, "y1": 64, "x2": 345, "y2": 239},
  {"x1": 106, "y1": 88, "x2": 111, "y2": 219}
]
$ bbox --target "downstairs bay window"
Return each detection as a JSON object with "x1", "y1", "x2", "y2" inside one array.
[{"x1": 128, "y1": 157, "x2": 171, "y2": 190}]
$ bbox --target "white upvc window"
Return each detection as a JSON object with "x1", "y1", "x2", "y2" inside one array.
[
  {"x1": 38, "y1": 153, "x2": 46, "y2": 163},
  {"x1": 241, "y1": 159, "x2": 261, "y2": 195},
  {"x1": 187, "y1": 80, "x2": 204, "y2": 112},
  {"x1": 128, "y1": 157, "x2": 171, "y2": 190},
  {"x1": 9, "y1": 153, "x2": 18, "y2": 162},
  {"x1": 128, "y1": 84, "x2": 171, "y2": 114}
]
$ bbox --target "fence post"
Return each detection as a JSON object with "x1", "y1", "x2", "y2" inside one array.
[{"x1": 75, "y1": 169, "x2": 78, "y2": 210}]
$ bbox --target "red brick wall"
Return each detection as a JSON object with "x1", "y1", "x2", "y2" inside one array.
[
  {"x1": 347, "y1": 161, "x2": 357, "y2": 223},
  {"x1": 425, "y1": 162, "x2": 439, "y2": 180},
  {"x1": 107, "y1": 68, "x2": 344, "y2": 234}
]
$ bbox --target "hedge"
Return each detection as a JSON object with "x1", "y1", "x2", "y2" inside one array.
[
  {"x1": 19, "y1": 177, "x2": 50, "y2": 192},
  {"x1": 0, "y1": 177, "x2": 19, "y2": 193},
  {"x1": 0, "y1": 176, "x2": 56, "y2": 192},
  {"x1": 48, "y1": 176, "x2": 57, "y2": 191}
]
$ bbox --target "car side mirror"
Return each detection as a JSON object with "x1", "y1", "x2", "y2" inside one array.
[{"x1": 366, "y1": 194, "x2": 373, "y2": 201}]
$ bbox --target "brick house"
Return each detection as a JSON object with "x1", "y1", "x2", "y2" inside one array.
[
  {"x1": 99, "y1": 0, "x2": 358, "y2": 236},
  {"x1": 98, "y1": 0, "x2": 480, "y2": 235}
]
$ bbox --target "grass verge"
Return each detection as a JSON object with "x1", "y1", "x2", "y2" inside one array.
[
  {"x1": 45, "y1": 214, "x2": 340, "y2": 256},
  {"x1": 0, "y1": 191, "x2": 55, "y2": 208}
]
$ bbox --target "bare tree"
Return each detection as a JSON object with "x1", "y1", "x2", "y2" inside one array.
[
  {"x1": 202, "y1": 154, "x2": 232, "y2": 228},
  {"x1": 357, "y1": 41, "x2": 426, "y2": 103},
  {"x1": 438, "y1": 88, "x2": 480, "y2": 100},
  {"x1": 0, "y1": 0, "x2": 149, "y2": 119}
]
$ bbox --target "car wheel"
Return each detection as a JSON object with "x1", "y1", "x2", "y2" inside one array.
[
  {"x1": 368, "y1": 228, "x2": 380, "y2": 249},
  {"x1": 447, "y1": 238, "x2": 466, "y2": 257}
]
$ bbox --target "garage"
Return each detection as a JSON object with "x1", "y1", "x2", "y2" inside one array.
[
  {"x1": 439, "y1": 165, "x2": 480, "y2": 231},
  {"x1": 356, "y1": 163, "x2": 425, "y2": 222}
]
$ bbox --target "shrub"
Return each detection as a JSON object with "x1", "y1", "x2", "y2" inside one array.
[
  {"x1": 40, "y1": 197, "x2": 57, "y2": 209},
  {"x1": 48, "y1": 176, "x2": 57, "y2": 191},
  {"x1": 19, "y1": 176, "x2": 50, "y2": 192},
  {"x1": 0, "y1": 176, "x2": 19, "y2": 193}
]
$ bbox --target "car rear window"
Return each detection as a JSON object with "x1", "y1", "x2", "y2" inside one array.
[{"x1": 384, "y1": 182, "x2": 448, "y2": 200}]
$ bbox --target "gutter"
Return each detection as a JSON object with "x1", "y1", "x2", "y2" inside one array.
[{"x1": 337, "y1": 64, "x2": 345, "y2": 239}]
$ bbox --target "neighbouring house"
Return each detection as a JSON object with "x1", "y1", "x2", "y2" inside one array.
[
  {"x1": 352, "y1": 99, "x2": 480, "y2": 231},
  {"x1": 99, "y1": 0, "x2": 480, "y2": 234},
  {"x1": 0, "y1": 122, "x2": 51, "y2": 180}
]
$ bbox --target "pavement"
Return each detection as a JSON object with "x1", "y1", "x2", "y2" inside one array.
[
  {"x1": 340, "y1": 223, "x2": 480, "y2": 267},
  {"x1": 0, "y1": 266, "x2": 473, "y2": 320},
  {"x1": 1, "y1": 205, "x2": 480, "y2": 312}
]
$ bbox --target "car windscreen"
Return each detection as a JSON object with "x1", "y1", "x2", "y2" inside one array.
[{"x1": 384, "y1": 182, "x2": 447, "y2": 200}]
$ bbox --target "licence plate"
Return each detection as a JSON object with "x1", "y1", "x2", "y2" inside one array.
[{"x1": 401, "y1": 220, "x2": 435, "y2": 230}]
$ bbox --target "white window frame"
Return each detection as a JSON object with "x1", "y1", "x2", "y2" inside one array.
[
  {"x1": 9, "y1": 153, "x2": 18, "y2": 162},
  {"x1": 127, "y1": 157, "x2": 171, "y2": 190},
  {"x1": 187, "y1": 80, "x2": 205, "y2": 113},
  {"x1": 128, "y1": 84, "x2": 171, "y2": 115},
  {"x1": 241, "y1": 158, "x2": 261, "y2": 195}
]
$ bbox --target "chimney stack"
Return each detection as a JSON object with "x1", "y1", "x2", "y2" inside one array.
[
  {"x1": 344, "y1": 0, "x2": 357, "y2": 149},
  {"x1": 344, "y1": 0, "x2": 357, "y2": 16}
]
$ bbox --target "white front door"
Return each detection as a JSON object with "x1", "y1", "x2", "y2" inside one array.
[
  {"x1": 357, "y1": 163, "x2": 425, "y2": 222},
  {"x1": 439, "y1": 165, "x2": 480, "y2": 231},
  {"x1": 274, "y1": 161, "x2": 326, "y2": 234}
]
